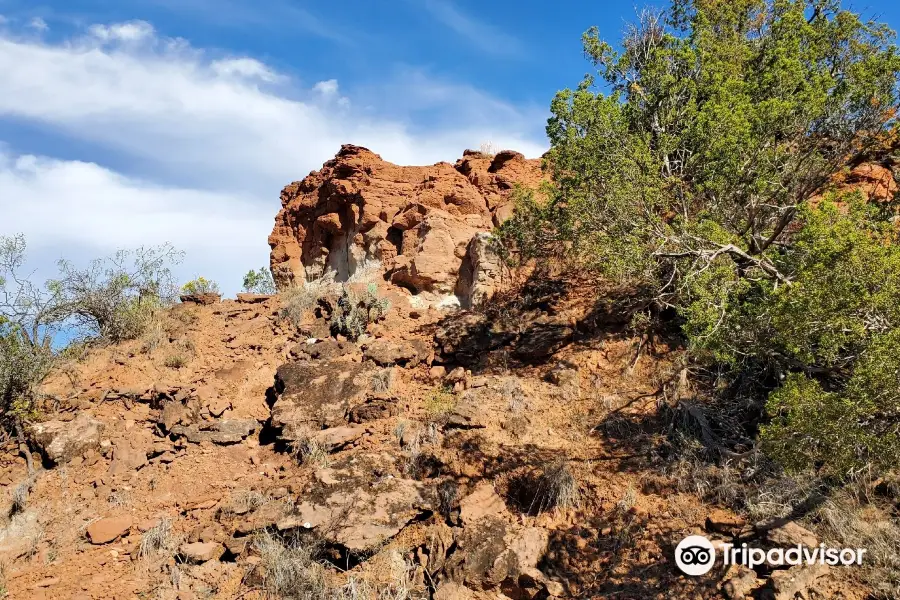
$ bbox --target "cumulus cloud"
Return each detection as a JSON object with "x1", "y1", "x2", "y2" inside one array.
[
  {"x1": 0, "y1": 20, "x2": 546, "y2": 292},
  {"x1": 0, "y1": 150, "x2": 273, "y2": 288}
]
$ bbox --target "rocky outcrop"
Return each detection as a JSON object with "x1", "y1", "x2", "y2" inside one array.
[{"x1": 268, "y1": 146, "x2": 542, "y2": 303}]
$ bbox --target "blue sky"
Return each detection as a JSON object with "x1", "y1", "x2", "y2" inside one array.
[{"x1": 0, "y1": 0, "x2": 898, "y2": 293}]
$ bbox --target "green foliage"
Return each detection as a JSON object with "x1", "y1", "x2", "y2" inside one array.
[
  {"x1": 0, "y1": 319, "x2": 52, "y2": 428},
  {"x1": 501, "y1": 0, "x2": 900, "y2": 478},
  {"x1": 503, "y1": 0, "x2": 900, "y2": 291},
  {"x1": 330, "y1": 284, "x2": 390, "y2": 341},
  {"x1": 1, "y1": 235, "x2": 183, "y2": 434},
  {"x1": 242, "y1": 267, "x2": 276, "y2": 294},
  {"x1": 181, "y1": 276, "x2": 220, "y2": 296},
  {"x1": 59, "y1": 243, "x2": 183, "y2": 343}
]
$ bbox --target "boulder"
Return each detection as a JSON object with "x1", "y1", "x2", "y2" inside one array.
[
  {"x1": 443, "y1": 516, "x2": 548, "y2": 588},
  {"x1": 433, "y1": 583, "x2": 477, "y2": 600},
  {"x1": 766, "y1": 563, "x2": 830, "y2": 600},
  {"x1": 363, "y1": 338, "x2": 432, "y2": 367},
  {"x1": 459, "y1": 482, "x2": 509, "y2": 526},
  {"x1": 236, "y1": 293, "x2": 274, "y2": 304},
  {"x1": 347, "y1": 397, "x2": 398, "y2": 423},
  {"x1": 271, "y1": 360, "x2": 376, "y2": 443},
  {"x1": 763, "y1": 521, "x2": 818, "y2": 548},
  {"x1": 276, "y1": 453, "x2": 433, "y2": 553},
  {"x1": 721, "y1": 565, "x2": 764, "y2": 599},
  {"x1": 513, "y1": 320, "x2": 574, "y2": 361},
  {"x1": 268, "y1": 145, "x2": 543, "y2": 297},
  {"x1": 28, "y1": 412, "x2": 104, "y2": 464},
  {"x1": 86, "y1": 516, "x2": 133, "y2": 544}
]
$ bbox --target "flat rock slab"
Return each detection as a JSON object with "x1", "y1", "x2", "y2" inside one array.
[
  {"x1": 459, "y1": 482, "x2": 510, "y2": 526},
  {"x1": 276, "y1": 454, "x2": 433, "y2": 553},
  {"x1": 87, "y1": 516, "x2": 133, "y2": 544},
  {"x1": 362, "y1": 338, "x2": 432, "y2": 367},
  {"x1": 180, "y1": 541, "x2": 225, "y2": 563},
  {"x1": 170, "y1": 419, "x2": 258, "y2": 444}
]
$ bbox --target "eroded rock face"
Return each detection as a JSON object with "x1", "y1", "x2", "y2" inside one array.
[{"x1": 268, "y1": 145, "x2": 542, "y2": 302}]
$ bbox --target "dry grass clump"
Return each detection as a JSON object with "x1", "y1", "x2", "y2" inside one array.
[
  {"x1": 370, "y1": 369, "x2": 394, "y2": 394},
  {"x1": 9, "y1": 478, "x2": 33, "y2": 517},
  {"x1": 812, "y1": 480, "x2": 900, "y2": 599},
  {"x1": 227, "y1": 489, "x2": 270, "y2": 514},
  {"x1": 529, "y1": 459, "x2": 581, "y2": 514},
  {"x1": 255, "y1": 532, "x2": 416, "y2": 600},
  {"x1": 254, "y1": 531, "x2": 328, "y2": 599},
  {"x1": 665, "y1": 445, "x2": 900, "y2": 598},
  {"x1": 279, "y1": 274, "x2": 339, "y2": 331},
  {"x1": 163, "y1": 353, "x2": 188, "y2": 369},
  {"x1": 139, "y1": 517, "x2": 179, "y2": 559},
  {"x1": 291, "y1": 437, "x2": 330, "y2": 468}
]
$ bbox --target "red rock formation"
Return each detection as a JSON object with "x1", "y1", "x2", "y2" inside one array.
[{"x1": 268, "y1": 145, "x2": 543, "y2": 297}]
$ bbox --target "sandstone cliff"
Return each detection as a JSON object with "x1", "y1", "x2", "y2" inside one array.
[{"x1": 268, "y1": 145, "x2": 543, "y2": 306}]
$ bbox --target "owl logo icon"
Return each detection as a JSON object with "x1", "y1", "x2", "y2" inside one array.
[{"x1": 675, "y1": 535, "x2": 716, "y2": 576}]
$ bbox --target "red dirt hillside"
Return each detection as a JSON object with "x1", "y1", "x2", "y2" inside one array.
[{"x1": 0, "y1": 147, "x2": 882, "y2": 600}]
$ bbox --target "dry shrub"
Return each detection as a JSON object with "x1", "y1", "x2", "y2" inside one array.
[
  {"x1": 163, "y1": 353, "x2": 187, "y2": 369},
  {"x1": 291, "y1": 437, "x2": 330, "y2": 468},
  {"x1": 140, "y1": 517, "x2": 179, "y2": 559},
  {"x1": 254, "y1": 531, "x2": 328, "y2": 599},
  {"x1": 526, "y1": 459, "x2": 581, "y2": 514}
]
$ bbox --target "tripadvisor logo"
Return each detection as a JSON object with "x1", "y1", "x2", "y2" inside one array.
[{"x1": 675, "y1": 535, "x2": 867, "y2": 576}]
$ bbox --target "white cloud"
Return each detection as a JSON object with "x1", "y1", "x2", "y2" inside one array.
[
  {"x1": 0, "y1": 150, "x2": 272, "y2": 288},
  {"x1": 211, "y1": 57, "x2": 282, "y2": 82},
  {"x1": 28, "y1": 17, "x2": 48, "y2": 32},
  {"x1": 0, "y1": 20, "x2": 546, "y2": 292},
  {"x1": 313, "y1": 79, "x2": 339, "y2": 97},
  {"x1": 88, "y1": 20, "x2": 155, "y2": 43}
]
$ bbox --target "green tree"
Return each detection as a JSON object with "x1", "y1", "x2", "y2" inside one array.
[
  {"x1": 499, "y1": 0, "x2": 900, "y2": 477},
  {"x1": 242, "y1": 267, "x2": 276, "y2": 294}
]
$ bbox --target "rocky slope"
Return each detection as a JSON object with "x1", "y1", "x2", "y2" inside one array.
[{"x1": 0, "y1": 147, "x2": 886, "y2": 600}]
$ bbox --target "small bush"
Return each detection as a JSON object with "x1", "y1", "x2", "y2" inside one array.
[
  {"x1": 242, "y1": 267, "x2": 276, "y2": 294},
  {"x1": 163, "y1": 353, "x2": 187, "y2": 369},
  {"x1": 59, "y1": 243, "x2": 183, "y2": 343},
  {"x1": 180, "y1": 276, "x2": 220, "y2": 296},
  {"x1": 0, "y1": 321, "x2": 53, "y2": 429},
  {"x1": 9, "y1": 477, "x2": 32, "y2": 516},
  {"x1": 423, "y1": 386, "x2": 456, "y2": 420},
  {"x1": 330, "y1": 284, "x2": 390, "y2": 341},
  {"x1": 278, "y1": 274, "x2": 339, "y2": 331}
]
